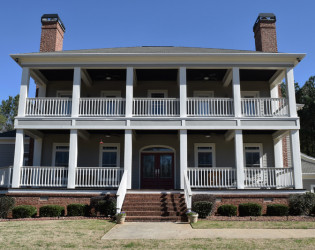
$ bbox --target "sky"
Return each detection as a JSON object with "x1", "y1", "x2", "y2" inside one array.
[{"x1": 0, "y1": 0, "x2": 314, "y2": 100}]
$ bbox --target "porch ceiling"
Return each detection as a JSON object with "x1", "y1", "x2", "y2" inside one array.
[
  {"x1": 38, "y1": 69, "x2": 74, "y2": 81},
  {"x1": 187, "y1": 69, "x2": 227, "y2": 81},
  {"x1": 240, "y1": 69, "x2": 277, "y2": 81}
]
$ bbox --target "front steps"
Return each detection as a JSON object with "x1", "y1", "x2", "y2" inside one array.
[{"x1": 122, "y1": 193, "x2": 188, "y2": 222}]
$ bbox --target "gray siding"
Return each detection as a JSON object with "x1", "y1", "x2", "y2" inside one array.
[
  {"x1": 0, "y1": 143, "x2": 29, "y2": 167},
  {"x1": 303, "y1": 179, "x2": 315, "y2": 192}
]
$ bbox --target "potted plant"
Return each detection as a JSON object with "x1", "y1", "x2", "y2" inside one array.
[
  {"x1": 115, "y1": 211, "x2": 126, "y2": 224},
  {"x1": 186, "y1": 211, "x2": 198, "y2": 223}
]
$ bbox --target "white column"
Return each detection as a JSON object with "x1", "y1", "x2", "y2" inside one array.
[
  {"x1": 285, "y1": 67, "x2": 297, "y2": 117},
  {"x1": 290, "y1": 130, "x2": 303, "y2": 189},
  {"x1": 273, "y1": 138, "x2": 283, "y2": 168},
  {"x1": 12, "y1": 130, "x2": 25, "y2": 188},
  {"x1": 180, "y1": 129, "x2": 188, "y2": 189},
  {"x1": 235, "y1": 130, "x2": 244, "y2": 189},
  {"x1": 179, "y1": 67, "x2": 187, "y2": 117},
  {"x1": 270, "y1": 84, "x2": 279, "y2": 98},
  {"x1": 232, "y1": 67, "x2": 241, "y2": 117},
  {"x1": 71, "y1": 67, "x2": 81, "y2": 117},
  {"x1": 125, "y1": 67, "x2": 134, "y2": 118},
  {"x1": 124, "y1": 130, "x2": 132, "y2": 189},
  {"x1": 67, "y1": 129, "x2": 78, "y2": 189},
  {"x1": 33, "y1": 138, "x2": 43, "y2": 166},
  {"x1": 17, "y1": 68, "x2": 30, "y2": 117}
]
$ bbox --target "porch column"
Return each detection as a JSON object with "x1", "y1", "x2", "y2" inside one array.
[
  {"x1": 125, "y1": 67, "x2": 134, "y2": 118},
  {"x1": 232, "y1": 67, "x2": 241, "y2": 118},
  {"x1": 235, "y1": 130, "x2": 244, "y2": 189},
  {"x1": 124, "y1": 130, "x2": 132, "y2": 189},
  {"x1": 179, "y1": 67, "x2": 187, "y2": 117},
  {"x1": 180, "y1": 129, "x2": 188, "y2": 189},
  {"x1": 17, "y1": 67, "x2": 30, "y2": 117},
  {"x1": 12, "y1": 130, "x2": 25, "y2": 188},
  {"x1": 285, "y1": 67, "x2": 297, "y2": 117},
  {"x1": 67, "y1": 129, "x2": 78, "y2": 189},
  {"x1": 273, "y1": 138, "x2": 283, "y2": 168},
  {"x1": 290, "y1": 130, "x2": 303, "y2": 189},
  {"x1": 71, "y1": 67, "x2": 81, "y2": 117},
  {"x1": 33, "y1": 138, "x2": 43, "y2": 166}
]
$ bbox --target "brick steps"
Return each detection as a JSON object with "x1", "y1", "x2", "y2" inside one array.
[{"x1": 122, "y1": 193, "x2": 187, "y2": 222}]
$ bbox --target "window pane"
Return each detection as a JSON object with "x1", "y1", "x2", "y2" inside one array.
[
  {"x1": 143, "y1": 147, "x2": 172, "y2": 152},
  {"x1": 102, "y1": 152, "x2": 117, "y2": 167},
  {"x1": 245, "y1": 152, "x2": 260, "y2": 167},
  {"x1": 143, "y1": 155, "x2": 155, "y2": 178},
  {"x1": 56, "y1": 146, "x2": 69, "y2": 150},
  {"x1": 55, "y1": 151, "x2": 69, "y2": 167},
  {"x1": 197, "y1": 146, "x2": 212, "y2": 150},
  {"x1": 160, "y1": 155, "x2": 172, "y2": 178},
  {"x1": 198, "y1": 152, "x2": 212, "y2": 167},
  {"x1": 245, "y1": 147, "x2": 259, "y2": 150},
  {"x1": 102, "y1": 146, "x2": 117, "y2": 150}
]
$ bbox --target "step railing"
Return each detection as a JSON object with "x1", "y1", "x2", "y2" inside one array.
[
  {"x1": 133, "y1": 98, "x2": 180, "y2": 116},
  {"x1": 79, "y1": 98, "x2": 125, "y2": 116},
  {"x1": 20, "y1": 166, "x2": 68, "y2": 187},
  {"x1": 116, "y1": 170, "x2": 128, "y2": 213},
  {"x1": 187, "y1": 168, "x2": 237, "y2": 188},
  {"x1": 75, "y1": 167, "x2": 123, "y2": 187},
  {"x1": 187, "y1": 98, "x2": 234, "y2": 117},
  {"x1": 183, "y1": 171, "x2": 192, "y2": 210},
  {"x1": 244, "y1": 167, "x2": 294, "y2": 188},
  {"x1": 241, "y1": 98, "x2": 288, "y2": 117},
  {"x1": 0, "y1": 166, "x2": 12, "y2": 188},
  {"x1": 25, "y1": 98, "x2": 72, "y2": 116}
]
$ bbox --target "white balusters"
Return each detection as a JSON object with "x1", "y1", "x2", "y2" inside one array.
[
  {"x1": 187, "y1": 98, "x2": 234, "y2": 116},
  {"x1": 25, "y1": 98, "x2": 72, "y2": 116},
  {"x1": 79, "y1": 98, "x2": 125, "y2": 116},
  {"x1": 241, "y1": 98, "x2": 288, "y2": 117},
  {"x1": 133, "y1": 98, "x2": 180, "y2": 116}
]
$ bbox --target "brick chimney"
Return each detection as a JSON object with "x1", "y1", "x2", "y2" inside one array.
[
  {"x1": 40, "y1": 14, "x2": 66, "y2": 52},
  {"x1": 253, "y1": 13, "x2": 277, "y2": 53}
]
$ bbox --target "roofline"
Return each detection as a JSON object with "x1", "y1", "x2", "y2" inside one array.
[{"x1": 301, "y1": 153, "x2": 315, "y2": 164}]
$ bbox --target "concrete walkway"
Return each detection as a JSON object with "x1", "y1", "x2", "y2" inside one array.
[{"x1": 102, "y1": 222, "x2": 315, "y2": 240}]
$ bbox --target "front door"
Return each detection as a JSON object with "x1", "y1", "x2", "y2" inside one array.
[{"x1": 141, "y1": 153, "x2": 174, "y2": 189}]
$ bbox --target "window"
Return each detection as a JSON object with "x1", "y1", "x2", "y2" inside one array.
[
  {"x1": 244, "y1": 144, "x2": 263, "y2": 168},
  {"x1": 311, "y1": 185, "x2": 315, "y2": 193},
  {"x1": 194, "y1": 143, "x2": 215, "y2": 168},
  {"x1": 57, "y1": 91, "x2": 72, "y2": 98},
  {"x1": 99, "y1": 144, "x2": 120, "y2": 167},
  {"x1": 101, "y1": 91, "x2": 121, "y2": 97},
  {"x1": 52, "y1": 144, "x2": 69, "y2": 167}
]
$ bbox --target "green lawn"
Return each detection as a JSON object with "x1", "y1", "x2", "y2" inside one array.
[{"x1": 0, "y1": 220, "x2": 315, "y2": 249}]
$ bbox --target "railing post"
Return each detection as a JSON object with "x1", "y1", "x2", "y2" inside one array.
[
  {"x1": 12, "y1": 130, "x2": 25, "y2": 188},
  {"x1": 290, "y1": 130, "x2": 303, "y2": 189},
  {"x1": 180, "y1": 129, "x2": 188, "y2": 189},
  {"x1": 126, "y1": 67, "x2": 134, "y2": 117},
  {"x1": 71, "y1": 67, "x2": 81, "y2": 117},
  {"x1": 67, "y1": 130, "x2": 78, "y2": 189},
  {"x1": 234, "y1": 130, "x2": 244, "y2": 189},
  {"x1": 232, "y1": 67, "x2": 241, "y2": 117},
  {"x1": 17, "y1": 68, "x2": 30, "y2": 117},
  {"x1": 179, "y1": 67, "x2": 187, "y2": 117}
]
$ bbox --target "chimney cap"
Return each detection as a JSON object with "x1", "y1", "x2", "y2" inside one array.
[
  {"x1": 253, "y1": 13, "x2": 276, "y2": 31},
  {"x1": 41, "y1": 14, "x2": 66, "y2": 32}
]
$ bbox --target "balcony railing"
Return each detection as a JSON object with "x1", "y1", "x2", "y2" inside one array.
[
  {"x1": 187, "y1": 98, "x2": 234, "y2": 116},
  {"x1": 0, "y1": 166, "x2": 12, "y2": 188},
  {"x1": 187, "y1": 167, "x2": 237, "y2": 188},
  {"x1": 244, "y1": 168, "x2": 294, "y2": 188},
  {"x1": 25, "y1": 98, "x2": 72, "y2": 116},
  {"x1": 75, "y1": 167, "x2": 123, "y2": 188},
  {"x1": 133, "y1": 98, "x2": 180, "y2": 116},
  {"x1": 20, "y1": 166, "x2": 68, "y2": 187},
  {"x1": 241, "y1": 98, "x2": 288, "y2": 117},
  {"x1": 79, "y1": 98, "x2": 125, "y2": 117}
]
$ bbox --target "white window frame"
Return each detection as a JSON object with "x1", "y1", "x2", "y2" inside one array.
[
  {"x1": 101, "y1": 91, "x2": 121, "y2": 97},
  {"x1": 57, "y1": 91, "x2": 72, "y2": 98},
  {"x1": 241, "y1": 91, "x2": 260, "y2": 98},
  {"x1": 99, "y1": 143, "x2": 120, "y2": 168},
  {"x1": 147, "y1": 90, "x2": 168, "y2": 98},
  {"x1": 52, "y1": 143, "x2": 69, "y2": 167},
  {"x1": 194, "y1": 143, "x2": 216, "y2": 168},
  {"x1": 311, "y1": 184, "x2": 315, "y2": 193},
  {"x1": 193, "y1": 91, "x2": 214, "y2": 97},
  {"x1": 244, "y1": 143, "x2": 263, "y2": 168}
]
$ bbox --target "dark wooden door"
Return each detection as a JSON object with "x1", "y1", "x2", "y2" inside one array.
[{"x1": 141, "y1": 153, "x2": 174, "y2": 189}]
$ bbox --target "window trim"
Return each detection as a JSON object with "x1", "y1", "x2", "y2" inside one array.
[
  {"x1": 194, "y1": 143, "x2": 216, "y2": 168},
  {"x1": 147, "y1": 90, "x2": 168, "y2": 98},
  {"x1": 101, "y1": 91, "x2": 121, "y2": 97},
  {"x1": 310, "y1": 184, "x2": 315, "y2": 193},
  {"x1": 193, "y1": 91, "x2": 214, "y2": 97},
  {"x1": 244, "y1": 143, "x2": 263, "y2": 168},
  {"x1": 52, "y1": 143, "x2": 69, "y2": 167},
  {"x1": 57, "y1": 91, "x2": 72, "y2": 98},
  {"x1": 241, "y1": 91, "x2": 260, "y2": 98},
  {"x1": 99, "y1": 143, "x2": 120, "y2": 168}
]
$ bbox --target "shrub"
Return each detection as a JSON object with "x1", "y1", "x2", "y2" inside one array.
[
  {"x1": 90, "y1": 196, "x2": 116, "y2": 217},
  {"x1": 289, "y1": 192, "x2": 315, "y2": 216},
  {"x1": 192, "y1": 194, "x2": 216, "y2": 204},
  {"x1": 266, "y1": 204, "x2": 289, "y2": 216},
  {"x1": 217, "y1": 204, "x2": 237, "y2": 217},
  {"x1": 0, "y1": 196, "x2": 15, "y2": 218},
  {"x1": 12, "y1": 205, "x2": 37, "y2": 219},
  {"x1": 312, "y1": 205, "x2": 315, "y2": 216},
  {"x1": 67, "y1": 204, "x2": 88, "y2": 217},
  {"x1": 39, "y1": 205, "x2": 65, "y2": 217},
  {"x1": 192, "y1": 201, "x2": 213, "y2": 218},
  {"x1": 239, "y1": 203, "x2": 262, "y2": 216}
]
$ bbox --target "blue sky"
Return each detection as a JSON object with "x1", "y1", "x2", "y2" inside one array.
[{"x1": 1, "y1": 0, "x2": 314, "y2": 100}]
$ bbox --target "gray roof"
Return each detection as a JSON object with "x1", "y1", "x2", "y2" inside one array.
[{"x1": 301, "y1": 154, "x2": 315, "y2": 174}]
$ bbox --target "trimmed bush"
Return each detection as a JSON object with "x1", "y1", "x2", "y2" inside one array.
[
  {"x1": 217, "y1": 204, "x2": 237, "y2": 217},
  {"x1": 312, "y1": 205, "x2": 315, "y2": 216},
  {"x1": 67, "y1": 204, "x2": 88, "y2": 217},
  {"x1": 289, "y1": 192, "x2": 315, "y2": 216},
  {"x1": 90, "y1": 196, "x2": 116, "y2": 217},
  {"x1": 239, "y1": 203, "x2": 262, "y2": 216},
  {"x1": 266, "y1": 204, "x2": 288, "y2": 216},
  {"x1": 0, "y1": 196, "x2": 15, "y2": 218},
  {"x1": 192, "y1": 194, "x2": 216, "y2": 204},
  {"x1": 192, "y1": 201, "x2": 213, "y2": 218},
  {"x1": 12, "y1": 205, "x2": 37, "y2": 219},
  {"x1": 39, "y1": 205, "x2": 65, "y2": 217}
]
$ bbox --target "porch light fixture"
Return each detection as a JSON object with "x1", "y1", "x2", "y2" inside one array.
[
  {"x1": 205, "y1": 135, "x2": 211, "y2": 138},
  {"x1": 203, "y1": 76, "x2": 210, "y2": 80},
  {"x1": 105, "y1": 135, "x2": 111, "y2": 138},
  {"x1": 105, "y1": 76, "x2": 112, "y2": 80}
]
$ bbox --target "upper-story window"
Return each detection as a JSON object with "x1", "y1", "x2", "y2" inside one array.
[
  {"x1": 194, "y1": 143, "x2": 216, "y2": 168},
  {"x1": 99, "y1": 143, "x2": 120, "y2": 167},
  {"x1": 148, "y1": 90, "x2": 168, "y2": 98},
  {"x1": 57, "y1": 91, "x2": 72, "y2": 98},
  {"x1": 244, "y1": 143, "x2": 263, "y2": 168},
  {"x1": 241, "y1": 91, "x2": 259, "y2": 98},
  {"x1": 101, "y1": 91, "x2": 121, "y2": 98},
  {"x1": 52, "y1": 143, "x2": 69, "y2": 167},
  {"x1": 193, "y1": 91, "x2": 214, "y2": 98}
]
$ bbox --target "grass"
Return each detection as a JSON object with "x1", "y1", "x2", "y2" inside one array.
[
  {"x1": 0, "y1": 219, "x2": 314, "y2": 249},
  {"x1": 192, "y1": 220, "x2": 315, "y2": 229}
]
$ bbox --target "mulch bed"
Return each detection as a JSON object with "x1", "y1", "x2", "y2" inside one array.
[
  {"x1": 204, "y1": 216, "x2": 315, "y2": 222},
  {"x1": 0, "y1": 216, "x2": 113, "y2": 222}
]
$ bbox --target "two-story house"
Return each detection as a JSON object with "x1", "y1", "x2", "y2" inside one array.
[{"x1": 1, "y1": 13, "x2": 306, "y2": 220}]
